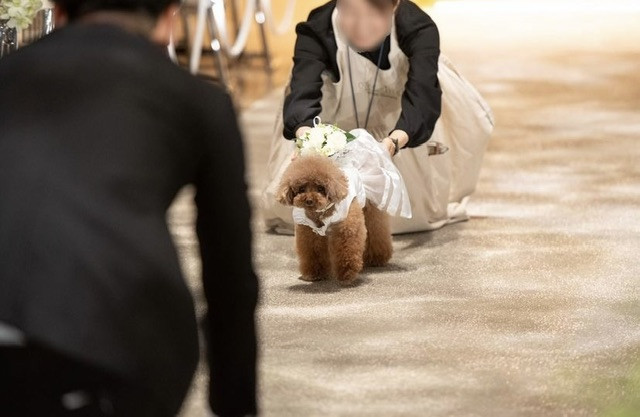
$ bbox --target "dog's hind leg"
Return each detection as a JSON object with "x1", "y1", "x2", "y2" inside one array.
[
  {"x1": 328, "y1": 202, "x2": 366, "y2": 285},
  {"x1": 296, "y1": 224, "x2": 330, "y2": 281},
  {"x1": 363, "y1": 202, "x2": 393, "y2": 267}
]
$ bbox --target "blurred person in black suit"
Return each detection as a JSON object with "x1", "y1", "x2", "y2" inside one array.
[{"x1": 0, "y1": 0, "x2": 258, "y2": 416}]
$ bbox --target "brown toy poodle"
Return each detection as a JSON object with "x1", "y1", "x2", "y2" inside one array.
[{"x1": 277, "y1": 155, "x2": 393, "y2": 285}]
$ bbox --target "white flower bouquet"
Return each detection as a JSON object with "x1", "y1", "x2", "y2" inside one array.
[
  {"x1": 296, "y1": 117, "x2": 356, "y2": 157},
  {"x1": 0, "y1": 0, "x2": 44, "y2": 30}
]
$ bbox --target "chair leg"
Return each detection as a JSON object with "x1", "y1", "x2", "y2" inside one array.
[
  {"x1": 206, "y1": 4, "x2": 231, "y2": 88},
  {"x1": 180, "y1": 8, "x2": 191, "y2": 57},
  {"x1": 190, "y1": 0, "x2": 209, "y2": 74},
  {"x1": 228, "y1": 0, "x2": 241, "y2": 38},
  {"x1": 167, "y1": 8, "x2": 179, "y2": 64},
  {"x1": 254, "y1": 0, "x2": 273, "y2": 88}
]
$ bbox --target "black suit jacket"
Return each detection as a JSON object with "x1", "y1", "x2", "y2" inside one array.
[{"x1": 0, "y1": 23, "x2": 258, "y2": 416}]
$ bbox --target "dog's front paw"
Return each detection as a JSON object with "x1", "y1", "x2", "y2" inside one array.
[
  {"x1": 364, "y1": 251, "x2": 392, "y2": 267},
  {"x1": 336, "y1": 275, "x2": 359, "y2": 286},
  {"x1": 332, "y1": 254, "x2": 363, "y2": 286},
  {"x1": 334, "y1": 268, "x2": 360, "y2": 286}
]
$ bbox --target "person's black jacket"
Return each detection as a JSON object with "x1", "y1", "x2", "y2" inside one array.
[
  {"x1": 283, "y1": 0, "x2": 442, "y2": 148},
  {"x1": 0, "y1": 23, "x2": 258, "y2": 417}
]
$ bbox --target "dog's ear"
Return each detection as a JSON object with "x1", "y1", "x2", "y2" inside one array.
[
  {"x1": 325, "y1": 172, "x2": 348, "y2": 203},
  {"x1": 277, "y1": 182, "x2": 295, "y2": 206}
]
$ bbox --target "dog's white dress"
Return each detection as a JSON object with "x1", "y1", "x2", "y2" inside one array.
[
  {"x1": 292, "y1": 130, "x2": 412, "y2": 236},
  {"x1": 292, "y1": 165, "x2": 365, "y2": 236},
  {"x1": 262, "y1": 9, "x2": 494, "y2": 234}
]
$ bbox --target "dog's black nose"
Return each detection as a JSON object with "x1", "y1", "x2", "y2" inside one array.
[{"x1": 305, "y1": 199, "x2": 314, "y2": 207}]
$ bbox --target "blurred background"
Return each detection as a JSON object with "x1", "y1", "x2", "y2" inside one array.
[{"x1": 3, "y1": 1, "x2": 638, "y2": 416}]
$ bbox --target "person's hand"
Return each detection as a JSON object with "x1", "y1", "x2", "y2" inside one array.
[
  {"x1": 382, "y1": 137, "x2": 396, "y2": 157},
  {"x1": 296, "y1": 126, "x2": 312, "y2": 138},
  {"x1": 382, "y1": 130, "x2": 410, "y2": 157}
]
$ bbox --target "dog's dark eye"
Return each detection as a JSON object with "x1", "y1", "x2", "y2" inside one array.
[{"x1": 317, "y1": 185, "x2": 326, "y2": 195}]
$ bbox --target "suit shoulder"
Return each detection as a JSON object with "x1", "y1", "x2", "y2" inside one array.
[{"x1": 163, "y1": 61, "x2": 229, "y2": 103}]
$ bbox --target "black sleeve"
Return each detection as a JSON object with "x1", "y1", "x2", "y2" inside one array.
[
  {"x1": 282, "y1": 22, "x2": 330, "y2": 139},
  {"x1": 194, "y1": 89, "x2": 259, "y2": 417},
  {"x1": 395, "y1": 3, "x2": 442, "y2": 148}
]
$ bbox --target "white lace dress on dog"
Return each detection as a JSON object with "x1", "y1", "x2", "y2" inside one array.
[
  {"x1": 292, "y1": 165, "x2": 366, "y2": 236},
  {"x1": 292, "y1": 130, "x2": 411, "y2": 236},
  {"x1": 334, "y1": 129, "x2": 412, "y2": 219}
]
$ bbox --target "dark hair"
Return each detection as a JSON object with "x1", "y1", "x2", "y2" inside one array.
[
  {"x1": 53, "y1": 0, "x2": 179, "y2": 20},
  {"x1": 365, "y1": 0, "x2": 401, "y2": 10}
]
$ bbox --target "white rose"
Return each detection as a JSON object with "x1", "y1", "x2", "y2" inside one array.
[
  {"x1": 1, "y1": 0, "x2": 43, "y2": 29},
  {"x1": 320, "y1": 146, "x2": 335, "y2": 157},
  {"x1": 306, "y1": 128, "x2": 326, "y2": 150},
  {"x1": 325, "y1": 131, "x2": 348, "y2": 153},
  {"x1": 319, "y1": 125, "x2": 335, "y2": 137}
]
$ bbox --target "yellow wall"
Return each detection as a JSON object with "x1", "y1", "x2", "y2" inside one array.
[{"x1": 414, "y1": 0, "x2": 437, "y2": 6}]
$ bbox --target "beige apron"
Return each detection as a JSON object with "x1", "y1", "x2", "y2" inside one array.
[{"x1": 261, "y1": 9, "x2": 494, "y2": 234}]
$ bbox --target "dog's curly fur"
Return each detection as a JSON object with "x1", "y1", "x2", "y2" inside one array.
[{"x1": 278, "y1": 155, "x2": 393, "y2": 285}]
